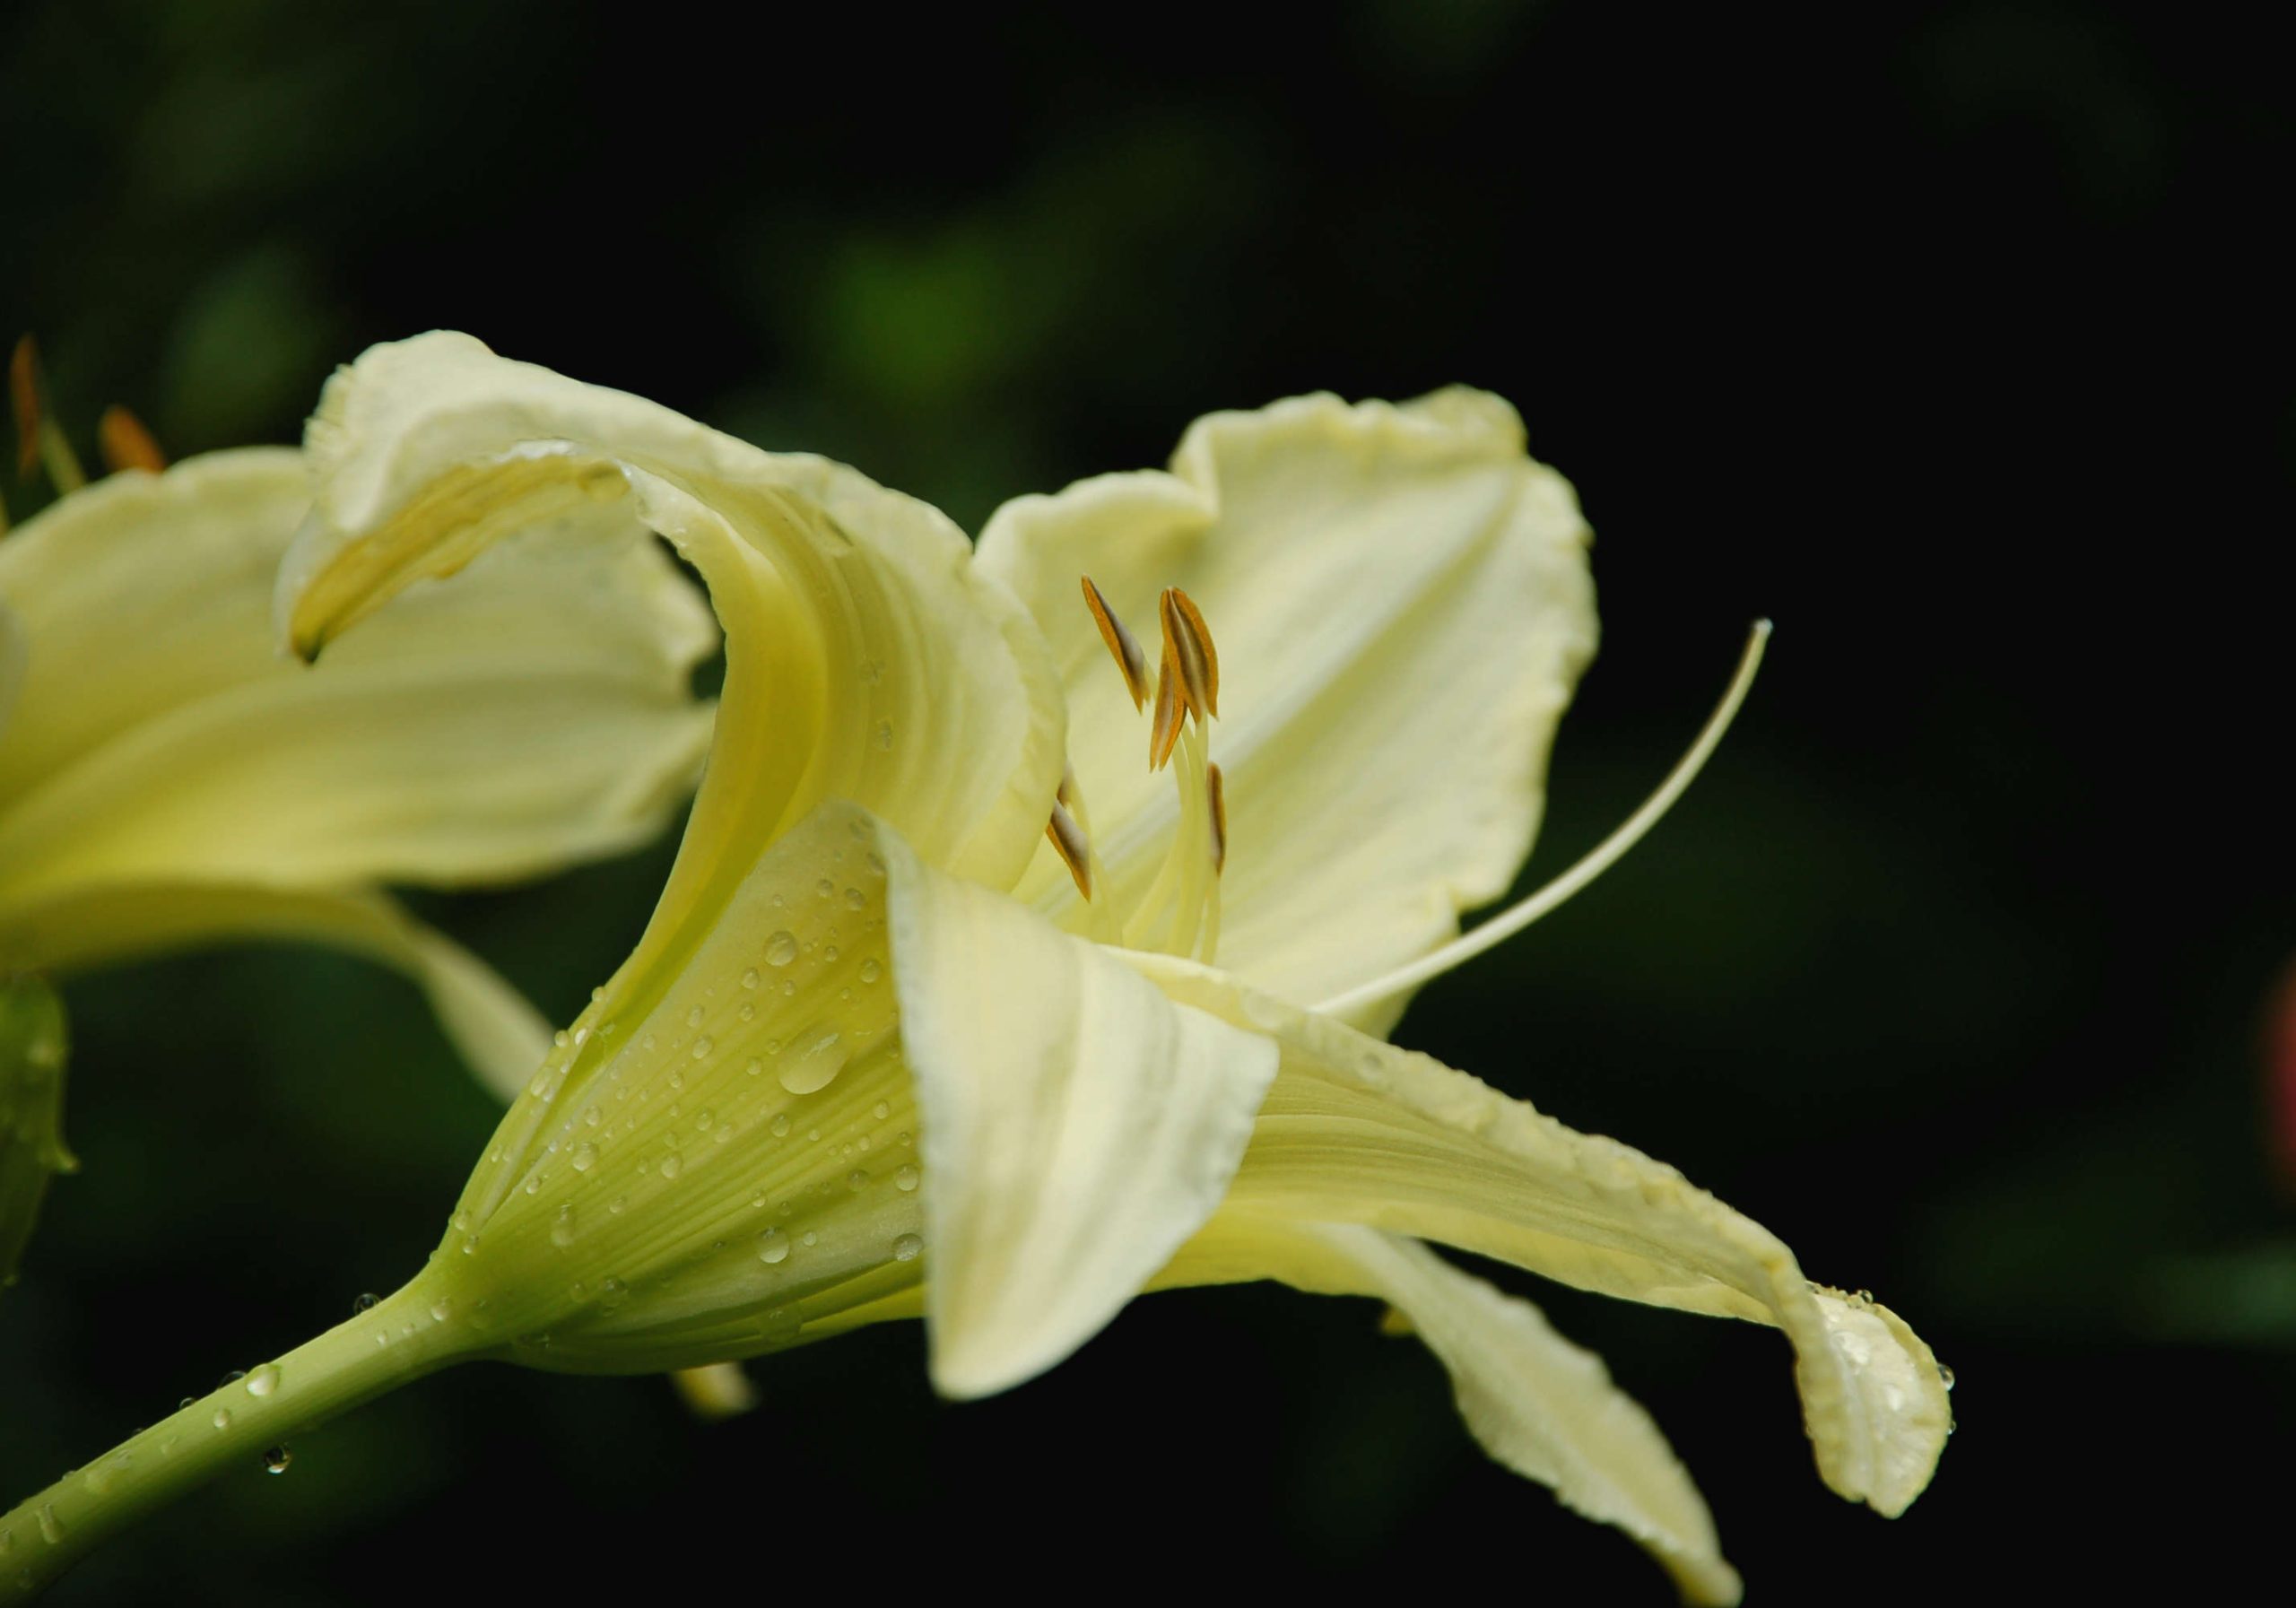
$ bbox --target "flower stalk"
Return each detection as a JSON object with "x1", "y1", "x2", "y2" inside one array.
[{"x1": 0, "y1": 1281, "x2": 466, "y2": 1600}]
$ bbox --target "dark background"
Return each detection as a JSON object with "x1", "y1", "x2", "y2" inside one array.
[{"x1": 4, "y1": 1, "x2": 2289, "y2": 1600}]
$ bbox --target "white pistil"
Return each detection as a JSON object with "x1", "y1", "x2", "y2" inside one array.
[{"x1": 1314, "y1": 621, "x2": 1773, "y2": 1019}]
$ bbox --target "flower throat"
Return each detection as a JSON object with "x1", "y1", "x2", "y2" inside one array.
[{"x1": 1047, "y1": 577, "x2": 1228, "y2": 963}]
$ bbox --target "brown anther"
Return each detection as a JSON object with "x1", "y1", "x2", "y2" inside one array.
[
  {"x1": 98, "y1": 405, "x2": 166, "y2": 475},
  {"x1": 1159, "y1": 587, "x2": 1218, "y2": 721},
  {"x1": 1045, "y1": 800, "x2": 1092, "y2": 899},
  {"x1": 1206, "y1": 761, "x2": 1227, "y2": 874},
  {"x1": 11, "y1": 337, "x2": 39, "y2": 480},
  {"x1": 1080, "y1": 575, "x2": 1150, "y2": 711},
  {"x1": 1056, "y1": 766, "x2": 1078, "y2": 811},
  {"x1": 1148, "y1": 644, "x2": 1185, "y2": 771}
]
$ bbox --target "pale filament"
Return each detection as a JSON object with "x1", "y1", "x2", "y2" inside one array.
[
  {"x1": 1313, "y1": 620, "x2": 1773, "y2": 1020},
  {"x1": 1062, "y1": 578, "x2": 1228, "y2": 964}
]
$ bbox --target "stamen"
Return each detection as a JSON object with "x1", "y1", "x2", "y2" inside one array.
[
  {"x1": 1160, "y1": 587, "x2": 1219, "y2": 719},
  {"x1": 1081, "y1": 575, "x2": 1150, "y2": 710},
  {"x1": 1206, "y1": 761, "x2": 1227, "y2": 875},
  {"x1": 9, "y1": 336, "x2": 85, "y2": 492},
  {"x1": 98, "y1": 405, "x2": 166, "y2": 475},
  {"x1": 1045, "y1": 800, "x2": 1093, "y2": 899},
  {"x1": 1313, "y1": 621, "x2": 1773, "y2": 1020},
  {"x1": 1148, "y1": 645, "x2": 1185, "y2": 771}
]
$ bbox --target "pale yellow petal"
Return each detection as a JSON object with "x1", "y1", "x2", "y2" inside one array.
[
  {"x1": 1160, "y1": 1215, "x2": 1741, "y2": 1606},
  {"x1": 0, "y1": 449, "x2": 306, "y2": 807},
  {"x1": 0, "y1": 882, "x2": 549, "y2": 1101},
  {"x1": 1129, "y1": 953, "x2": 1952, "y2": 1517},
  {"x1": 874, "y1": 818, "x2": 1279, "y2": 1398},
  {"x1": 0, "y1": 599, "x2": 23, "y2": 751},
  {"x1": 978, "y1": 390, "x2": 1596, "y2": 1030},
  {"x1": 0, "y1": 447, "x2": 718, "y2": 902},
  {"x1": 276, "y1": 333, "x2": 1066, "y2": 1042},
  {"x1": 431, "y1": 801, "x2": 1274, "y2": 1388}
]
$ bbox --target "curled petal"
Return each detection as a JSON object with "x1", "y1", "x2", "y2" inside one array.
[
  {"x1": 876, "y1": 816, "x2": 1278, "y2": 1397},
  {"x1": 277, "y1": 333, "x2": 1067, "y2": 1025},
  {"x1": 1128, "y1": 953, "x2": 1952, "y2": 1517}
]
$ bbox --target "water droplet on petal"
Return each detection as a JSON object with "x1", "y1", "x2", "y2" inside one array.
[
  {"x1": 552, "y1": 1204, "x2": 578, "y2": 1247},
  {"x1": 352, "y1": 1292, "x2": 379, "y2": 1314},
  {"x1": 262, "y1": 1446, "x2": 292, "y2": 1474},
  {"x1": 212, "y1": 1408, "x2": 232, "y2": 1431},
  {"x1": 765, "y1": 930, "x2": 799, "y2": 967},
  {"x1": 758, "y1": 1227, "x2": 790, "y2": 1265},
  {"x1": 848, "y1": 1169, "x2": 870, "y2": 1191},
  {"x1": 659, "y1": 1153, "x2": 683, "y2": 1181},
  {"x1": 571, "y1": 1143, "x2": 598, "y2": 1172},
  {"x1": 860, "y1": 959, "x2": 882, "y2": 984},
  {"x1": 892, "y1": 1233, "x2": 923, "y2": 1263},
  {"x1": 778, "y1": 1029, "x2": 848, "y2": 1094},
  {"x1": 244, "y1": 1365, "x2": 281, "y2": 1398},
  {"x1": 896, "y1": 1165, "x2": 920, "y2": 1192},
  {"x1": 770, "y1": 1113, "x2": 791, "y2": 1136},
  {"x1": 742, "y1": 968, "x2": 761, "y2": 990}
]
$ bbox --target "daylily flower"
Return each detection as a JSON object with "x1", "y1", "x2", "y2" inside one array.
[
  {"x1": 0, "y1": 349, "x2": 718, "y2": 1279},
  {"x1": 0, "y1": 335, "x2": 1949, "y2": 1604}
]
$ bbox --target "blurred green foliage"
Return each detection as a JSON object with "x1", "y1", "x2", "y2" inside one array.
[{"x1": 2, "y1": 0, "x2": 2289, "y2": 1600}]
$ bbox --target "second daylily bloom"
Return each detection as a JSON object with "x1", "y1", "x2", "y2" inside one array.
[
  {"x1": 1, "y1": 335, "x2": 1948, "y2": 1604},
  {"x1": 0, "y1": 437, "x2": 719, "y2": 1099}
]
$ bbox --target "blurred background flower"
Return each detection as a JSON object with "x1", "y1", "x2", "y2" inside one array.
[{"x1": 0, "y1": 0, "x2": 2284, "y2": 1600}]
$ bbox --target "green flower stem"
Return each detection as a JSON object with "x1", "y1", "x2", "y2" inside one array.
[{"x1": 0, "y1": 1280, "x2": 465, "y2": 1599}]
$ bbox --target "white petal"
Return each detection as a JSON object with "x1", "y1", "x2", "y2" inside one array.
[
  {"x1": 1161, "y1": 1216, "x2": 1741, "y2": 1605},
  {"x1": 1130, "y1": 953, "x2": 1952, "y2": 1517},
  {"x1": 873, "y1": 817, "x2": 1279, "y2": 1398},
  {"x1": 978, "y1": 390, "x2": 1596, "y2": 1029}
]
